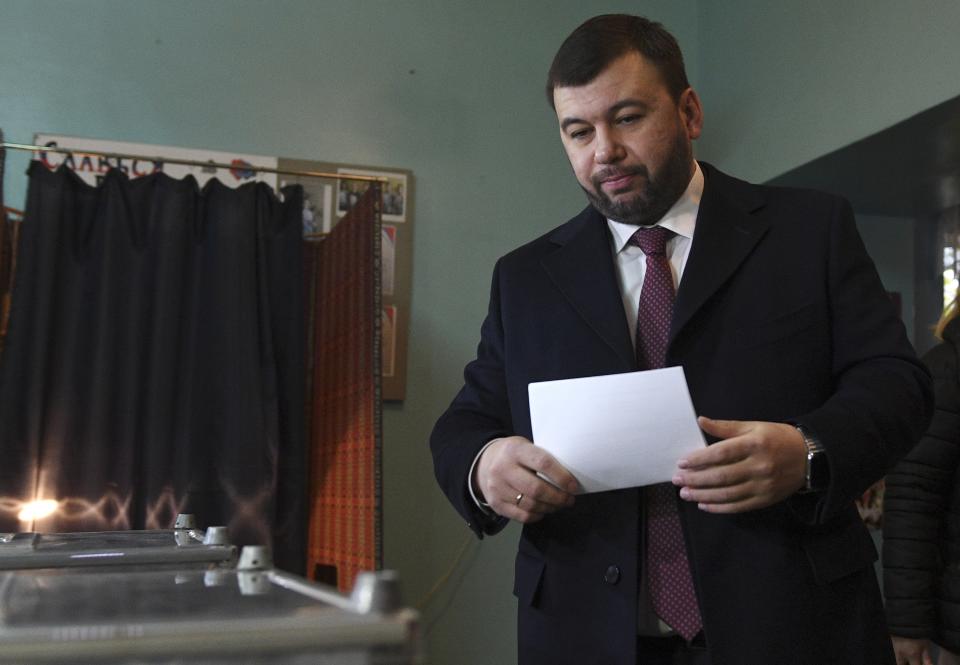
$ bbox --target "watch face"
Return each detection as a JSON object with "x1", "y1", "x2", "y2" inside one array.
[{"x1": 809, "y1": 451, "x2": 829, "y2": 490}]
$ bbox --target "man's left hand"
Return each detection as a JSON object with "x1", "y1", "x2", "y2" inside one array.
[{"x1": 671, "y1": 417, "x2": 807, "y2": 513}]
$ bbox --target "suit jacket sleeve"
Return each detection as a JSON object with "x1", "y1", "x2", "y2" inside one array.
[
  {"x1": 794, "y1": 197, "x2": 934, "y2": 522},
  {"x1": 431, "y1": 259, "x2": 512, "y2": 538}
]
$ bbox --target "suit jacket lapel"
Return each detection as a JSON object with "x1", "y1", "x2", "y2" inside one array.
[
  {"x1": 541, "y1": 207, "x2": 636, "y2": 369},
  {"x1": 538, "y1": 164, "x2": 768, "y2": 368},
  {"x1": 671, "y1": 164, "x2": 769, "y2": 340}
]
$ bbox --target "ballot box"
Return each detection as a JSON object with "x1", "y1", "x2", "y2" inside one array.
[
  {"x1": 0, "y1": 515, "x2": 236, "y2": 571},
  {"x1": 0, "y1": 546, "x2": 420, "y2": 664}
]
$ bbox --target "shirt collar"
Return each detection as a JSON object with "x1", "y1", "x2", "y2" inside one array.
[{"x1": 607, "y1": 161, "x2": 703, "y2": 253}]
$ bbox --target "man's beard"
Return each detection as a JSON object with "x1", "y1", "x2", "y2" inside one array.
[{"x1": 583, "y1": 134, "x2": 693, "y2": 226}]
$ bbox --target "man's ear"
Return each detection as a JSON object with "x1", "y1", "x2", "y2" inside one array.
[{"x1": 679, "y1": 88, "x2": 704, "y2": 140}]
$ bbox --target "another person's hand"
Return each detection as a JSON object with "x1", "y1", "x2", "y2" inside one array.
[
  {"x1": 473, "y1": 436, "x2": 579, "y2": 523},
  {"x1": 890, "y1": 636, "x2": 933, "y2": 665},
  {"x1": 671, "y1": 417, "x2": 807, "y2": 513}
]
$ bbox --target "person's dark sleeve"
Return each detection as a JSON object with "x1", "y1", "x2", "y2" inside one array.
[
  {"x1": 883, "y1": 341, "x2": 960, "y2": 638},
  {"x1": 791, "y1": 197, "x2": 934, "y2": 523}
]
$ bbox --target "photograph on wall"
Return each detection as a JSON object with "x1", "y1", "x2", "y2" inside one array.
[
  {"x1": 381, "y1": 306, "x2": 397, "y2": 378},
  {"x1": 33, "y1": 134, "x2": 279, "y2": 190},
  {"x1": 381, "y1": 225, "x2": 396, "y2": 296},
  {"x1": 336, "y1": 168, "x2": 407, "y2": 223},
  {"x1": 281, "y1": 179, "x2": 333, "y2": 237}
]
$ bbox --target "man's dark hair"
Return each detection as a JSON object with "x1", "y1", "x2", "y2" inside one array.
[{"x1": 546, "y1": 14, "x2": 690, "y2": 108}]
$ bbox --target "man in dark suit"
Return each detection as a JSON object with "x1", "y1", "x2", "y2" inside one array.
[{"x1": 430, "y1": 14, "x2": 933, "y2": 665}]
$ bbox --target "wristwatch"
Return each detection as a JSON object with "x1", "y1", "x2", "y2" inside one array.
[{"x1": 795, "y1": 424, "x2": 829, "y2": 492}]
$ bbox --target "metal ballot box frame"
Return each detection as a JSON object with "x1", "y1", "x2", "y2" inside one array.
[
  {"x1": 0, "y1": 546, "x2": 420, "y2": 664},
  {"x1": 0, "y1": 515, "x2": 237, "y2": 571}
]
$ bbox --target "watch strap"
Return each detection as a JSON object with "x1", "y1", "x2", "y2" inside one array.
[{"x1": 795, "y1": 424, "x2": 826, "y2": 492}]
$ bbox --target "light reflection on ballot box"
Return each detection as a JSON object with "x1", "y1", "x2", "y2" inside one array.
[
  {"x1": 0, "y1": 515, "x2": 237, "y2": 571},
  {"x1": 0, "y1": 517, "x2": 420, "y2": 664}
]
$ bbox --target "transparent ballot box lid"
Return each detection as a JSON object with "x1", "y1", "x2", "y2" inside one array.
[
  {"x1": 0, "y1": 516, "x2": 236, "y2": 571},
  {"x1": 0, "y1": 548, "x2": 419, "y2": 664}
]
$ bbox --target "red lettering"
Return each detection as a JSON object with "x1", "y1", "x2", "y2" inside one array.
[{"x1": 39, "y1": 142, "x2": 62, "y2": 170}]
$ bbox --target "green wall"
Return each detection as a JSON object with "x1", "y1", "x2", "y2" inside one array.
[{"x1": 694, "y1": 0, "x2": 960, "y2": 182}]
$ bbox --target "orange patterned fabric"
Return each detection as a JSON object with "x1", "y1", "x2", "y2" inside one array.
[
  {"x1": 304, "y1": 185, "x2": 382, "y2": 592},
  {"x1": 0, "y1": 213, "x2": 21, "y2": 361}
]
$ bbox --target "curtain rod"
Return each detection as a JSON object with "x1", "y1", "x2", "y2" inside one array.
[{"x1": 1, "y1": 142, "x2": 388, "y2": 183}]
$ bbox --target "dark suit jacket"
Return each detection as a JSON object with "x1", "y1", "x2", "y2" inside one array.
[{"x1": 431, "y1": 163, "x2": 933, "y2": 665}]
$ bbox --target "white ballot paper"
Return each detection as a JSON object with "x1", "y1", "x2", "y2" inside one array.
[{"x1": 528, "y1": 367, "x2": 706, "y2": 494}]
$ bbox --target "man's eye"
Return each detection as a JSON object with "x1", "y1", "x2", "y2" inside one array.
[
  {"x1": 569, "y1": 129, "x2": 592, "y2": 140},
  {"x1": 617, "y1": 114, "x2": 641, "y2": 125}
]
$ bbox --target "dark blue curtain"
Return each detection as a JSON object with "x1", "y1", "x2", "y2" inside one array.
[{"x1": 0, "y1": 162, "x2": 306, "y2": 573}]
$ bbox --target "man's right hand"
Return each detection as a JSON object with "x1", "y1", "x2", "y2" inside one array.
[{"x1": 473, "y1": 436, "x2": 579, "y2": 523}]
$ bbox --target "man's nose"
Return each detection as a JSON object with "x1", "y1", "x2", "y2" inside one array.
[{"x1": 594, "y1": 129, "x2": 625, "y2": 164}]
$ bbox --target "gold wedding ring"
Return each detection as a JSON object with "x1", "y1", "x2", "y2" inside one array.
[{"x1": 515, "y1": 493, "x2": 524, "y2": 505}]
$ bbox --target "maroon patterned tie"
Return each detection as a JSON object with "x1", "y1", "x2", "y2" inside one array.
[{"x1": 630, "y1": 226, "x2": 702, "y2": 642}]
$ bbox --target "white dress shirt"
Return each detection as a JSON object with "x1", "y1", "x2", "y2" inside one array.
[{"x1": 607, "y1": 162, "x2": 703, "y2": 342}]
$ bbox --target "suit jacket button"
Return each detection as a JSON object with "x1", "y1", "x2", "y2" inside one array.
[{"x1": 604, "y1": 565, "x2": 621, "y2": 584}]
